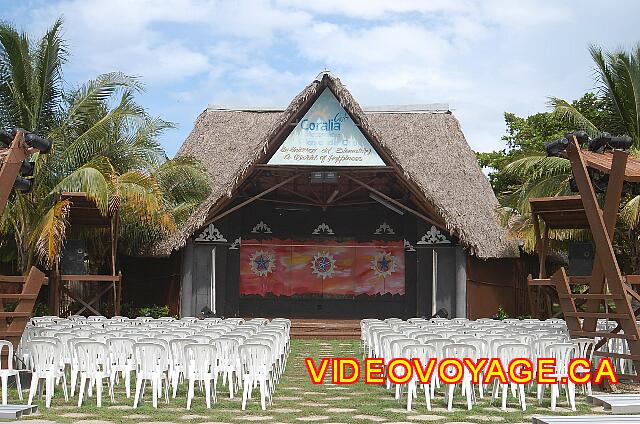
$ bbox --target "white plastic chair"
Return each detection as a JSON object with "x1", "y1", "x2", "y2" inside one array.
[
  {"x1": 133, "y1": 342, "x2": 169, "y2": 408},
  {"x1": 107, "y1": 337, "x2": 135, "y2": 398},
  {"x1": 404, "y1": 344, "x2": 435, "y2": 411},
  {"x1": 390, "y1": 338, "x2": 417, "y2": 399},
  {"x1": 75, "y1": 341, "x2": 113, "y2": 407},
  {"x1": 492, "y1": 343, "x2": 530, "y2": 411},
  {"x1": 27, "y1": 340, "x2": 68, "y2": 408},
  {"x1": 537, "y1": 343, "x2": 576, "y2": 411},
  {"x1": 68, "y1": 337, "x2": 93, "y2": 397},
  {"x1": 240, "y1": 343, "x2": 271, "y2": 410},
  {"x1": 184, "y1": 343, "x2": 218, "y2": 409},
  {"x1": 0, "y1": 340, "x2": 22, "y2": 404},
  {"x1": 169, "y1": 338, "x2": 192, "y2": 398},
  {"x1": 213, "y1": 337, "x2": 241, "y2": 398},
  {"x1": 572, "y1": 337, "x2": 595, "y2": 395},
  {"x1": 443, "y1": 343, "x2": 477, "y2": 411}
]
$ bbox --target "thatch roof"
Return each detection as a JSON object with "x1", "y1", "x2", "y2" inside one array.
[{"x1": 157, "y1": 72, "x2": 519, "y2": 258}]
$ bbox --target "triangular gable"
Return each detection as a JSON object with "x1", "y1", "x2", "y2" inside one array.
[{"x1": 268, "y1": 88, "x2": 385, "y2": 167}]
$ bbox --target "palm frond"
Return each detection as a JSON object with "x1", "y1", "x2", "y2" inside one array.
[
  {"x1": 32, "y1": 17, "x2": 66, "y2": 134},
  {"x1": 502, "y1": 155, "x2": 571, "y2": 181},
  {"x1": 33, "y1": 199, "x2": 71, "y2": 268},
  {"x1": 548, "y1": 97, "x2": 600, "y2": 137},
  {"x1": 621, "y1": 194, "x2": 640, "y2": 229},
  {"x1": 49, "y1": 159, "x2": 111, "y2": 214},
  {"x1": 60, "y1": 72, "x2": 142, "y2": 130},
  {"x1": 0, "y1": 23, "x2": 33, "y2": 128}
]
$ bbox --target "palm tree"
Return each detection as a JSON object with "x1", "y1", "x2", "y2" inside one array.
[
  {"x1": 0, "y1": 19, "x2": 210, "y2": 271},
  {"x1": 500, "y1": 43, "x2": 640, "y2": 262}
]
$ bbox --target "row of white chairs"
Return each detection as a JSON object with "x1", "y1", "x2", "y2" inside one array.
[
  {"x1": 361, "y1": 318, "x2": 596, "y2": 412},
  {"x1": 9, "y1": 316, "x2": 290, "y2": 410}
]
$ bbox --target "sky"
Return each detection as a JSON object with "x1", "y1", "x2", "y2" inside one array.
[{"x1": 3, "y1": 0, "x2": 640, "y2": 157}]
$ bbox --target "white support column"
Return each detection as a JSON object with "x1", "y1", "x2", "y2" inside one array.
[{"x1": 455, "y1": 246, "x2": 467, "y2": 318}]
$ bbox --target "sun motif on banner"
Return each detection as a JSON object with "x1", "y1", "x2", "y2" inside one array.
[
  {"x1": 250, "y1": 250, "x2": 275, "y2": 277},
  {"x1": 371, "y1": 251, "x2": 397, "y2": 278},
  {"x1": 311, "y1": 251, "x2": 337, "y2": 279}
]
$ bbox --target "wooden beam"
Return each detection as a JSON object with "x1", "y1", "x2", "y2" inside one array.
[
  {"x1": 60, "y1": 275, "x2": 121, "y2": 282},
  {"x1": 326, "y1": 189, "x2": 339, "y2": 204},
  {"x1": 278, "y1": 186, "x2": 319, "y2": 204},
  {"x1": 76, "y1": 283, "x2": 114, "y2": 316},
  {"x1": 206, "y1": 174, "x2": 301, "y2": 224},
  {"x1": 344, "y1": 174, "x2": 441, "y2": 227},
  {"x1": 582, "y1": 149, "x2": 629, "y2": 332},
  {"x1": 334, "y1": 185, "x2": 364, "y2": 202},
  {"x1": 62, "y1": 286, "x2": 100, "y2": 316},
  {"x1": 254, "y1": 164, "x2": 394, "y2": 172},
  {"x1": 0, "y1": 132, "x2": 28, "y2": 216}
]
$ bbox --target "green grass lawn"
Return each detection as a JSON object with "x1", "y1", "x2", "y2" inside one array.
[{"x1": 8, "y1": 339, "x2": 609, "y2": 423}]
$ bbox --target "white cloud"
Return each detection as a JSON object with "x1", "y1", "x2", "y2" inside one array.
[{"x1": 8, "y1": 0, "x2": 640, "y2": 156}]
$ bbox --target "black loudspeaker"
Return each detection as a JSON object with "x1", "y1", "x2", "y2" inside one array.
[
  {"x1": 60, "y1": 240, "x2": 88, "y2": 275},
  {"x1": 568, "y1": 242, "x2": 593, "y2": 276}
]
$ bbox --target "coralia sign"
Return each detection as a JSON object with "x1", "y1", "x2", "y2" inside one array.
[{"x1": 268, "y1": 89, "x2": 385, "y2": 167}]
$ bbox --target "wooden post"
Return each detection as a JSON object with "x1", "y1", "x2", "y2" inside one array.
[
  {"x1": 532, "y1": 212, "x2": 546, "y2": 278},
  {"x1": 110, "y1": 211, "x2": 119, "y2": 316},
  {"x1": 48, "y1": 269, "x2": 60, "y2": 316}
]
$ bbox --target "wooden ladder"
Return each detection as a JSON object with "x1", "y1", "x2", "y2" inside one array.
[
  {"x1": 560, "y1": 142, "x2": 640, "y2": 378},
  {"x1": 0, "y1": 267, "x2": 46, "y2": 351}
]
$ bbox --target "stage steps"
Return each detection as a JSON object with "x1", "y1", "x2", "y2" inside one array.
[
  {"x1": 533, "y1": 416, "x2": 640, "y2": 424},
  {"x1": 0, "y1": 404, "x2": 38, "y2": 420},
  {"x1": 290, "y1": 319, "x2": 360, "y2": 339},
  {"x1": 587, "y1": 393, "x2": 640, "y2": 413}
]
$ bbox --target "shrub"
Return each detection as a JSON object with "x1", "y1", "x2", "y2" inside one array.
[{"x1": 135, "y1": 304, "x2": 173, "y2": 318}]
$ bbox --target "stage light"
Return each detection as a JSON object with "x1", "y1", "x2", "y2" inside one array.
[
  {"x1": 0, "y1": 129, "x2": 12, "y2": 146},
  {"x1": 369, "y1": 192, "x2": 405, "y2": 215},
  {"x1": 20, "y1": 161, "x2": 34, "y2": 177},
  {"x1": 571, "y1": 130, "x2": 590, "y2": 145},
  {"x1": 589, "y1": 132, "x2": 634, "y2": 152},
  {"x1": 310, "y1": 171, "x2": 339, "y2": 184},
  {"x1": 544, "y1": 137, "x2": 569, "y2": 157},
  {"x1": 14, "y1": 176, "x2": 32, "y2": 193},
  {"x1": 24, "y1": 132, "x2": 52, "y2": 153},
  {"x1": 324, "y1": 171, "x2": 338, "y2": 183},
  {"x1": 310, "y1": 171, "x2": 324, "y2": 184},
  {"x1": 0, "y1": 128, "x2": 52, "y2": 153}
]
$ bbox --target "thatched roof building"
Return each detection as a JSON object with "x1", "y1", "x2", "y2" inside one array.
[{"x1": 158, "y1": 72, "x2": 517, "y2": 259}]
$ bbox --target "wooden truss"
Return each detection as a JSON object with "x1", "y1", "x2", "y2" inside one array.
[{"x1": 528, "y1": 138, "x2": 640, "y2": 379}]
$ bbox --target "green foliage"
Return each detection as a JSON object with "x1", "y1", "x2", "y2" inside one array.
[
  {"x1": 134, "y1": 304, "x2": 173, "y2": 319},
  {"x1": 482, "y1": 43, "x2": 640, "y2": 269},
  {"x1": 121, "y1": 302, "x2": 175, "y2": 318},
  {"x1": 496, "y1": 306, "x2": 509, "y2": 320},
  {"x1": 32, "y1": 301, "x2": 49, "y2": 317},
  {"x1": 0, "y1": 19, "x2": 210, "y2": 271},
  {"x1": 477, "y1": 93, "x2": 606, "y2": 195}
]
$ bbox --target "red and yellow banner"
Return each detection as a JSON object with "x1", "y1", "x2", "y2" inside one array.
[{"x1": 239, "y1": 239, "x2": 405, "y2": 296}]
